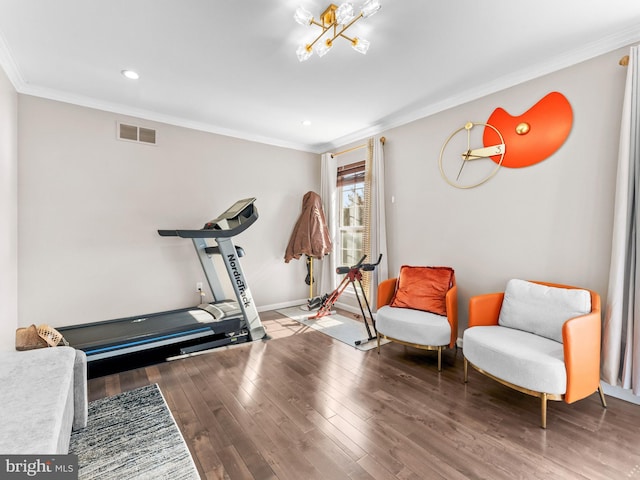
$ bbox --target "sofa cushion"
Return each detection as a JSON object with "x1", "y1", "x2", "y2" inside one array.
[
  {"x1": 498, "y1": 279, "x2": 591, "y2": 343},
  {"x1": 463, "y1": 325, "x2": 567, "y2": 394},
  {"x1": 390, "y1": 265, "x2": 454, "y2": 316},
  {"x1": 377, "y1": 305, "x2": 451, "y2": 346},
  {"x1": 0, "y1": 346, "x2": 86, "y2": 454}
]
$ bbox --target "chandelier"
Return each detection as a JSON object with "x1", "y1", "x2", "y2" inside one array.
[{"x1": 294, "y1": 1, "x2": 382, "y2": 62}]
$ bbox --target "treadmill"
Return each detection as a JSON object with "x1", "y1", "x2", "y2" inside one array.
[{"x1": 59, "y1": 198, "x2": 266, "y2": 363}]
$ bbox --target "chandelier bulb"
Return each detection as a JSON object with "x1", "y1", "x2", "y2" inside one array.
[
  {"x1": 316, "y1": 39, "x2": 333, "y2": 57},
  {"x1": 336, "y1": 3, "x2": 355, "y2": 25},
  {"x1": 352, "y1": 37, "x2": 370, "y2": 55},
  {"x1": 294, "y1": 6, "x2": 314, "y2": 26},
  {"x1": 296, "y1": 44, "x2": 313, "y2": 62},
  {"x1": 361, "y1": 0, "x2": 381, "y2": 18}
]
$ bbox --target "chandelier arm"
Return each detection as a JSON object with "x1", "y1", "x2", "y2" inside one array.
[
  {"x1": 310, "y1": 19, "x2": 326, "y2": 29},
  {"x1": 307, "y1": 28, "x2": 332, "y2": 50},
  {"x1": 328, "y1": 12, "x2": 363, "y2": 43},
  {"x1": 339, "y1": 32, "x2": 355, "y2": 43}
]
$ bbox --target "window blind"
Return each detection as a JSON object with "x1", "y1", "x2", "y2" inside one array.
[{"x1": 336, "y1": 160, "x2": 366, "y2": 188}]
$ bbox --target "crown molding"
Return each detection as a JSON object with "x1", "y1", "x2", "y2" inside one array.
[
  {"x1": 2, "y1": 23, "x2": 639, "y2": 156},
  {"x1": 317, "y1": 24, "x2": 640, "y2": 153},
  {"x1": 18, "y1": 84, "x2": 314, "y2": 153},
  {"x1": 0, "y1": 37, "x2": 313, "y2": 153}
]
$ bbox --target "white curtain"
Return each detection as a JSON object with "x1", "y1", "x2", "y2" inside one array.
[
  {"x1": 319, "y1": 152, "x2": 338, "y2": 296},
  {"x1": 368, "y1": 136, "x2": 389, "y2": 309},
  {"x1": 602, "y1": 45, "x2": 640, "y2": 396}
]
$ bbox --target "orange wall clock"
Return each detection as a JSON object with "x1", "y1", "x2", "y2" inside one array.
[{"x1": 483, "y1": 91, "x2": 573, "y2": 168}]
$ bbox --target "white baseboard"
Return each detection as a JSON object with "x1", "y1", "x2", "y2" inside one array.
[
  {"x1": 257, "y1": 299, "x2": 307, "y2": 313},
  {"x1": 261, "y1": 304, "x2": 640, "y2": 407},
  {"x1": 601, "y1": 381, "x2": 640, "y2": 406},
  {"x1": 258, "y1": 299, "x2": 366, "y2": 317}
]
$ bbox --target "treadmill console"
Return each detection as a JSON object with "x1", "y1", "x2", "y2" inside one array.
[
  {"x1": 158, "y1": 197, "x2": 258, "y2": 239},
  {"x1": 204, "y1": 197, "x2": 257, "y2": 230}
]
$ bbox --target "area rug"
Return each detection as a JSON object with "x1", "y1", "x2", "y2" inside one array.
[
  {"x1": 277, "y1": 306, "x2": 389, "y2": 351},
  {"x1": 70, "y1": 384, "x2": 200, "y2": 480}
]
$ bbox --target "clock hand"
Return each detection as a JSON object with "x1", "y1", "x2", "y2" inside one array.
[
  {"x1": 456, "y1": 149, "x2": 471, "y2": 181},
  {"x1": 460, "y1": 144, "x2": 505, "y2": 160},
  {"x1": 456, "y1": 123, "x2": 474, "y2": 180}
]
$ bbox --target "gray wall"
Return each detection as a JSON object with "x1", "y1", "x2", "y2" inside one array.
[
  {"x1": 379, "y1": 47, "x2": 627, "y2": 334},
  {"x1": 0, "y1": 65, "x2": 17, "y2": 350},
  {"x1": 17, "y1": 96, "x2": 318, "y2": 327}
]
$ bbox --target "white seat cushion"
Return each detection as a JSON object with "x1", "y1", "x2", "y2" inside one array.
[
  {"x1": 463, "y1": 325, "x2": 567, "y2": 394},
  {"x1": 377, "y1": 305, "x2": 450, "y2": 346}
]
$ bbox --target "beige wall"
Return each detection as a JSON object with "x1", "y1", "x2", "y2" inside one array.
[
  {"x1": 0, "y1": 65, "x2": 18, "y2": 350},
  {"x1": 12, "y1": 46, "x2": 630, "y2": 341},
  {"x1": 377, "y1": 47, "x2": 627, "y2": 334},
  {"x1": 18, "y1": 96, "x2": 318, "y2": 327}
]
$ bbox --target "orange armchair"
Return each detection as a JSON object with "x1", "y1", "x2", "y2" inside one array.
[
  {"x1": 463, "y1": 280, "x2": 606, "y2": 428},
  {"x1": 376, "y1": 272, "x2": 458, "y2": 371}
]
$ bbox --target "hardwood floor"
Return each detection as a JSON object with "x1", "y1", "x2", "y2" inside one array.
[{"x1": 88, "y1": 310, "x2": 640, "y2": 479}]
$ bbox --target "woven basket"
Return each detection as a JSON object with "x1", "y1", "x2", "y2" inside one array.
[{"x1": 37, "y1": 324, "x2": 69, "y2": 347}]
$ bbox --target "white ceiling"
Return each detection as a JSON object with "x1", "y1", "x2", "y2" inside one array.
[{"x1": 1, "y1": 0, "x2": 640, "y2": 153}]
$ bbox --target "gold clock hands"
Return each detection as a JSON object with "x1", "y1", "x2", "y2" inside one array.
[
  {"x1": 455, "y1": 124, "x2": 474, "y2": 181},
  {"x1": 456, "y1": 149, "x2": 471, "y2": 181},
  {"x1": 460, "y1": 144, "x2": 505, "y2": 160},
  {"x1": 439, "y1": 121, "x2": 505, "y2": 189}
]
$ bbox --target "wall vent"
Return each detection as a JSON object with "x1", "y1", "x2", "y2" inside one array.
[{"x1": 117, "y1": 122, "x2": 157, "y2": 145}]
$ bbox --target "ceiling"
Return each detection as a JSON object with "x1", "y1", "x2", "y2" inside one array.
[{"x1": 1, "y1": 1, "x2": 640, "y2": 153}]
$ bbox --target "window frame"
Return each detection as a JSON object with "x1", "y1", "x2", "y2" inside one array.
[{"x1": 335, "y1": 160, "x2": 367, "y2": 287}]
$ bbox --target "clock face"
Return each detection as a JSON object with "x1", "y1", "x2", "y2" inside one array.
[{"x1": 438, "y1": 122, "x2": 505, "y2": 189}]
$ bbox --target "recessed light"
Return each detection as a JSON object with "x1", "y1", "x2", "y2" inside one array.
[
  {"x1": 302, "y1": 120, "x2": 312, "y2": 126},
  {"x1": 121, "y1": 69, "x2": 139, "y2": 80}
]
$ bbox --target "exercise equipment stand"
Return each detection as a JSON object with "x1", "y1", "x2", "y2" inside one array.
[{"x1": 309, "y1": 254, "x2": 382, "y2": 345}]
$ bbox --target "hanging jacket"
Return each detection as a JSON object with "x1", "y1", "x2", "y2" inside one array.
[{"x1": 284, "y1": 191, "x2": 333, "y2": 262}]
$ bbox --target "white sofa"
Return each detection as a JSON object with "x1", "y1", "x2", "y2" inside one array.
[{"x1": 0, "y1": 346, "x2": 88, "y2": 453}]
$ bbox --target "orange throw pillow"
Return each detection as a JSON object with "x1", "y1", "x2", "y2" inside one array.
[{"x1": 390, "y1": 266, "x2": 454, "y2": 316}]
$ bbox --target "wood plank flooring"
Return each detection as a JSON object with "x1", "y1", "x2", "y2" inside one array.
[{"x1": 88, "y1": 310, "x2": 640, "y2": 479}]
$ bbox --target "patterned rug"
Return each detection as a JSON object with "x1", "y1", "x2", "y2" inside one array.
[
  {"x1": 70, "y1": 384, "x2": 199, "y2": 479},
  {"x1": 277, "y1": 306, "x2": 389, "y2": 351}
]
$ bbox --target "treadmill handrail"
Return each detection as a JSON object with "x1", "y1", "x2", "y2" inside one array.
[
  {"x1": 158, "y1": 199, "x2": 258, "y2": 239},
  {"x1": 158, "y1": 226, "x2": 250, "y2": 239}
]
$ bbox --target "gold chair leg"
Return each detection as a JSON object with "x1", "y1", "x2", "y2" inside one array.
[
  {"x1": 437, "y1": 346, "x2": 442, "y2": 372},
  {"x1": 598, "y1": 383, "x2": 607, "y2": 408},
  {"x1": 377, "y1": 332, "x2": 381, "y2": 354},
  {"x1": 463, "y1": 357, "x2": 468, "y2": 383},
  {"x1": 541, "y1": 393, "x2": 547, "y2": 429}
]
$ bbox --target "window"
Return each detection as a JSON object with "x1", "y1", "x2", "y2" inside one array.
[
  {"x1": 337, "y1": 160, "x2": 366, "y2": 270},
  {"x1": 328, "y1": 138, "x2": 382, "y2": 303}
]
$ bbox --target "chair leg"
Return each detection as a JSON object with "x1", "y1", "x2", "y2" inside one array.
[
  {"x1": 463, "y1": 357, "x2": 468, "y2": 383},
  {"x1": 541, "y1": 393, "x2": 548, "y2": 429},
  {"x1": 598, "y1": 382, "x2": 607, "y2": 408},
  {"x1": 376, "y1": 332, "x2": 381, "y2": 354},
  {"x1": 437, "y1": 346, "x2": 442, "y2": 372}
]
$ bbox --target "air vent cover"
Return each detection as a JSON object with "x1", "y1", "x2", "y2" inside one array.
[
  {"x1": 117, "y1": 122, "x2": 157, "y2": 145},
  {"x1": 138, "y1": 127, "x2": 156, "y2": 144}
]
